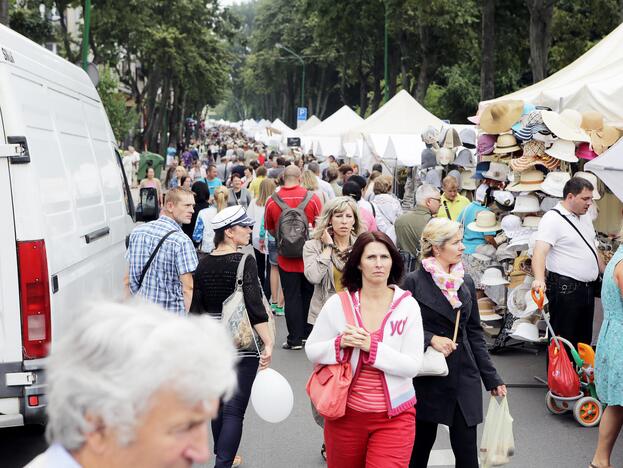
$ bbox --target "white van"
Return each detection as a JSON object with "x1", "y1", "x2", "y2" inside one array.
[{"x1": 0, "y1": 25, "x2": 135, "y2": 427}]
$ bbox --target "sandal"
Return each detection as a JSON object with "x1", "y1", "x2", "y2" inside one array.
[{"x1": 233, "y1": 454, "x2": 243, "y2": 467}]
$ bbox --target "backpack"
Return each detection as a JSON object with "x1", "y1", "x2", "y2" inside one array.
[{"x1": 271, "y1": 191, "x2": 313, "y2": 258}]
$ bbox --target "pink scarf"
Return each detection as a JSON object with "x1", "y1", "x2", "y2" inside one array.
[{"x1": 421, "y1": 257, "x2": 465, "y2": 309}]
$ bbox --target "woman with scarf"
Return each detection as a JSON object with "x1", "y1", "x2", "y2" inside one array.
[{"x1": 403, "y1": 218, "x2": 506, "y2": 468}]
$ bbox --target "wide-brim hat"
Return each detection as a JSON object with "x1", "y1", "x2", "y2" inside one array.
[
  {"x1": 460, "y1": 128, "x2": 477, "y2": 149},
  {"x1": 513, "y1": 122, "x2": 551, "y2": 142},
  {"x1": 576, "y1": 142, "x2": 598, "y2": 161},
  {"x1": 541, "y1": 109, "x2": 590, "y2": 142},
  {"x1": 478, "y1": 297, "x2": 503, "y2": 321},
  {"x1": 574, "y1": 171, "x2": 601, "y2": 200},
  {"x1": 511, "y1": 103, "x2": 538, "y2": 132},
  {"x1": 455, "y1": 148, "x2": 475, "y2": 168},
  {"x1": 545, "y1": 139, "x2": 578, "y2": 163},
  {"x1": 590, "y1": 126, "x2": 620, "y2": 155},
  {"x1": 481, "y1": 267, "x2": 510, "y2": 286},
  {"x1": 509, "y1": 321, "x2": 540, "y2": 342},
  {"x1": 511, "y1": 194, "x2": 541, "y2": 213},
  {"x1": 507, "y1": 170, "x2": 545, "y2": 192},
  {"x1": 541, "y1": 171, "x2": 571, "y2": 198},
  {"x1": 468, "y1": 209, "x2": 502, "y2": 233},
  {"x1": 509, "y1": 153, "x2": 560, "y2": 173},
  {"x1": 211, "y1": 205, "x2": 255, "y2": 230},
  {"x1": 494, "y1": 133, "x2": 521, "y2": 154},
  {"x1": 482, "y1": 161, "x2": 509, "y2": 182},
  {"x1": 581, "y1": 111, "x2": 605, "y2": 132},
  {"x1": 461, "y1": 170, "x2": 477, "y2": 190},
  {"x1": 480, "y1": 100, "x2": 524, "y2": 134}
]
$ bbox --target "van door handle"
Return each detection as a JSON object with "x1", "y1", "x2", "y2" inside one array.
[{"x1": 84, "y1": 227, "x2": 110, "y2": 244}]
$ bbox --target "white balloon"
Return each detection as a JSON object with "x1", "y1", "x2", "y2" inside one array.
[{"x1": 250, "y1": 368, "x2": 294, "y2": 423}]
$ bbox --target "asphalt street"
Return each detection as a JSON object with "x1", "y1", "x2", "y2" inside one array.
[{"x1": 3, "y1": 307, "x2": 622, "y2": 468}]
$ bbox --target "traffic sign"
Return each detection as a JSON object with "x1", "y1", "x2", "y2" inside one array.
[{"x1": 297, "y1": 107, "x2": 308, "y2": 121}]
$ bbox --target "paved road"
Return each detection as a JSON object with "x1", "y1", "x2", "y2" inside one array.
[{"x1": 3, "y1": 315, "x2": 622, "y2": 467}]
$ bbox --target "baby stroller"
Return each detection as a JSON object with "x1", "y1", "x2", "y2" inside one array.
[
  {"x1": 532, "y1": 289, "x2": 604, "y2": 427},
  {"x1": 135, "y1": 187, "x2": 160, "y2": 222}
]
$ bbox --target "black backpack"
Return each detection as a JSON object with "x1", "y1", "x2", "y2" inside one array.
[{"x1": 271, "y1": 191, "x2": 313, "y2": 258}]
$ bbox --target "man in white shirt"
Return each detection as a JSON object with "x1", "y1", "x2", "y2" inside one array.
[
  {"x1": 307, "y1": 162, "x2": 335, "y2": 201},
  {"x1": 532, "y1": 177, "x2": 605, "y2": 348}
]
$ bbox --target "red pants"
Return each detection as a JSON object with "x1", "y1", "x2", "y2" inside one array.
[{"x1": 324, "y1": 406, "x2": 416, "y2": 467}]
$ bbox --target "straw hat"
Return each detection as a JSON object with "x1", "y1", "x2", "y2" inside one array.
[
  {"x1": 481, "y1": 267, "x2": 510, "y2": 286},
  {"x1": 437, "y1": 147, "x2": 456, "y2": 165},
  {"x1": 581, "y1": 111, "x2": 605, "y2": 132},
  {"x1": 591, "y1": 126, "x2": 620, "y2": 155},
  {"x1": 545, "y1": 139, "x2": 578, "y2": 163},
  {"x1": 460, "y1": 128, "x2": 477, "y2": 149},
  {"x1": 482, "y1": 161, "x2": 509, "y2": 182},
  {"x1": 494, "y1": 133, "x2": 521, "y2": 154},
  {"x1": 507, "y1": 170, "x2": 545, "y2": 192},
  {"x1": 479, "y1": 101, "x2": 524, "y2": 134},
  {"x1": 467, "y1": 210, "x2": 502, "y2": 233},
  {"x1": 541, "y1": 171, "x2": 571, "y2": 198},
  {"x1": 509, "y1": 153, "x2": 560, "y2": 173},
  {"x1": 574, "y1": 171, "x2": 601, "y2": 200},
  {"x1": 478, "y1": 297, "x2": 503, "y2": 321},
  {"x1": 522, "y1": 216, "x2": 541, "y2": 229},
  {"x1": 541, "y1": 109, "x2": 590, "y2": 142},
  {"x1": 461, "y1": 170, "x2": 477, "y2": 190}
]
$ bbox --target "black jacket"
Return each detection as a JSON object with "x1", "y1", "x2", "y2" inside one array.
[{"x1": 402, "y1": 268, "x2": 504, "y2": 426}]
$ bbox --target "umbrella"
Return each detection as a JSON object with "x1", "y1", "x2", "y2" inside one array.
[{"x1": 585, "y1": 137, "x2": 623, "y2": 202}]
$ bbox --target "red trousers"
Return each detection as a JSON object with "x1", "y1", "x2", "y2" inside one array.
[{"x1": 324, "y1": 406, "x2": 416, "y2": 467}]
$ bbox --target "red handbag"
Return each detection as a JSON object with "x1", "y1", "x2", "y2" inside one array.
[
  {"x1": 306, "y1": 291, "x2": 355, "y2": 420},
  {"x1": 547, "y1": 341, "x2": 580, "y2": 397}
]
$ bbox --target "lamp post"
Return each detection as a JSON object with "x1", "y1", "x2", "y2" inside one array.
[
  {"x1": 81, "y1": 0, "x2": 91, "y2": 71},
  {"x1": 276, "y1": 43, "x2": 305, "y2": 107},
  {"x1": 384, "y1": 3, "x2": 389, "y2": 103}
]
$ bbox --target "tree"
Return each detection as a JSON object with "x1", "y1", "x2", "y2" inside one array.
[
  {"x1": 97, "y1": 67, "x2": 137, "y2": 143},
  {"x1": 0, "y1": 0, "x2": 9, "y2": 26},
  {"x1": 480, "y1": 0, "x2": 495, "y2": 100},
  {"x1": 526, "y1": 0, "x2": 555, "y2": 83}
]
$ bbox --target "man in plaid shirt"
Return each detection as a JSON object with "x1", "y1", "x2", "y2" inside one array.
[{"x1": 125, "y1": 187, "x2": 198, "y2": 314}]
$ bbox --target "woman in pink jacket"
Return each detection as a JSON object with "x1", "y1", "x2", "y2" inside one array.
[{"x1": 305, "y1": 231, "x2": 424, "y2": 467}]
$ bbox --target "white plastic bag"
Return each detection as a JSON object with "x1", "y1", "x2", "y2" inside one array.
[{"x1": 479, "y1": 396, "x2": 515, "y2": 467}]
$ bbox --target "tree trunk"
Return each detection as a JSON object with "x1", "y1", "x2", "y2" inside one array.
[
  {"x1": 526, "y1": 0, "x2": 555, "y2": 83},
  {"x1": 358, "y1": 68, "x2": 368, "y2": 117},
  {"x1": 399, "y1": 32, "x2": 410, "y2": 92},
  {"x1": 0, "y1": 0, "x2": 9, "y2": 26},
  {"x1": 480, "y1": 0, "x2": 496, "y2": 100},
  {"x1": 370, "y1": 73, "x2": 382, "y2": 113},
  {"x1": 414, "y1": 25, "x2": 436, "y2": 103}
]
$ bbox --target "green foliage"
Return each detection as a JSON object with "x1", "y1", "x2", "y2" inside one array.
[
  {"x1": 96, "y1": 67, "x2": 137, "y2": 142},
  {"x1": 9, "y1": 1, "x2": 54, "y2": 44}
]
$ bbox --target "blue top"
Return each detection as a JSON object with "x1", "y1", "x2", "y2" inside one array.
[
  {"x1": 457, "y1": 201, "x2": 496, "y2": 254},
  {"x1": 206, "y1": 177, "x2": 223, "y2": 195},
  {"x1": 126, "y1": 215, "x2": 198, "y2": 315}
]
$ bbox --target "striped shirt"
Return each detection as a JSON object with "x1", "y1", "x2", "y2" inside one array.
[
  {"x1": 347, "y1": 330, "x2": 387, "y2": 413},
  {"x1": 126, "y1": 215, "x2": 198, "y2": 315}
]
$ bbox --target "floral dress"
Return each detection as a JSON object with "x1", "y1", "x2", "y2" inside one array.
[{"x1": 595, "y1": 245, "x2": 623, "y2": 405}]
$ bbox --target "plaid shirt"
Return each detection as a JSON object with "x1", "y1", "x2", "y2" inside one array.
[{"x1": 126, "y1": 216, "x2": 198, "y2": 315}]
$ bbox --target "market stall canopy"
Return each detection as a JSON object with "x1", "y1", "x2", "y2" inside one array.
[
  {"x1": 303, "y1": 106, "x2": 364, "y2": 156},
  {"x1": 296, "y1": 115, "x2": 322, "y2": 133},
  {"x1": 480, "y1": 23, "x2": 623, "y2": 126},
  {"x1": 585, "y1": 136, "x2": 623, "y2": 202},
  {"x1": 269, "y1": 118, "x2": 294, "y2": 135}
]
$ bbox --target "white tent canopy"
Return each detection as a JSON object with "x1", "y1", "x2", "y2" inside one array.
[
  {"x1": 481, "y1": 24, "x2": 623, "y2": 125},
  {"x1": 303, "y1": 106, "x2": 364, "y2": 157},
  {"x1": 296, "y1": 115, "x2": 322, "y2": 133},
  {"x1": 586, "y1": 137, "x2": 623, "y2": 202},
  {"x1": 270, "y1": 118, "x2": 294, "y2": 134}
]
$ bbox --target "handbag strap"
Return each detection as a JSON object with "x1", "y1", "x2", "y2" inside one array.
[
  {"x1": 443, "y1": 200, "x2": 452, "y2": 220},
  {"x1": 551, "y1": 209, "x2": 600, "y2": 269},
  {"x1": 234, "y1": 252, "x2": 250, "y2": 288},
  {"x1": 137, "y1": 230, "x2": 177, "y2": 290},
  {"x1": 337, "y1": 291, "x2": 355, "y2": 326},
  {"x1": 452, "y1": 309, "x2": 461, "y2": 344}
]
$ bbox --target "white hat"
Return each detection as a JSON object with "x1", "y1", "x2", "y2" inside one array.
[
  {"x1": 210, "y1": 205, "x2": 255, "y2": 230},
  {"x1": 482, "y1": 162, "x2": 510, "y2": 182},
  {"x1": 522, "y1": 216, "x2": 542, "y2": 229},
  {"x1": 424, "y1": 168, "x2": 443, "y2": 188},
  {"x1": 511, "y1": 194, "x2": 541, "y2": 214},
  {"x1": 540, "y1": 196, "x2": 561, "y2": 212},
  {"x1": 507, "y1": 283, "x2": 532, "y2": 317},
  {"x1": 508, "y1": 229, "x2": 534, "y2": 251},
  {"x1": 455, "y1": 148, "x2": 475, "y2": 168},
  {"x1": 496, "y1": 243, "x2": 517, "y2": 262},
  {"x1": 468, "y1": 210, "x2": 502, "y2": 233},
  {"x1": 437, "y1": 147, "x2": 456, "y2": 165},
  {"x1": 493, "y1": 190, "x2": 515, "y2": 209},
  {"x1": 574, "y1": 171, "x2": 601, "y2": 200},
  {"x1": 481, "y1": 268, "x2": 510, "y2": 286},
  {"x1": 501, "y1": 214, "x2": 522, "y2": 238},
  {"x1": 524, "y1": 289, "x2": 549, "y2": 314},
  {"x1": 545, "y1": 139, "x2": 579, "y2": 162},
  {"x1": 509, "y1": 321, "x2": 540, "y2": 342},
  {"x1": 506, "y1": 169, "x2": 545, "y2": 192},
  {"x1": 478, "y1": 297, "x2": 503, "y2": 321},
  {"x1": 475, "y1": 183, "x2": 489, "y2": 203},
  {"x1": 461, "y1": 170, "x2": 477, "y2": 190},
  {"x1": 540, "y1": 171, "x2": 571, "y2": 198},
  {"x1": 541, "y1": 109, "x2": 591, "y2": 142},
  {"x1": 475, "y1": 244, "x2": 497, "y2": 259}
]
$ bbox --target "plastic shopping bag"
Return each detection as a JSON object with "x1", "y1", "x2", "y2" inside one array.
[
  {"x1": 479, "y1": 396, "x2": 515, "y2": 467},
  {"x1": 548, "y1": 341, "x2": 580, "y2": 397}
]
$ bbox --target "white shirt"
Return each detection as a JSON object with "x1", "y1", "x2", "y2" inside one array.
[
  {"x1": 316, "y1": 176, "x2": 335, "y2": 201},
  {"x1": 26, "y1": 444, "x2": 82, "y2": 467},
  {"x1": 534, "y1": 202, "x2": 599, "y2": 282},
  {"x1": 372, "y1": 194, "x2": 403, "y2": 243}
]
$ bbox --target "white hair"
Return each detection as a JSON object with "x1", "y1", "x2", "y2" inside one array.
[
  {"x1": 415, "y1": 183, "x2": 440, "y2": 206},
  {"x1": 45, "y1": 301, "x2": 237, "y2": 450}
]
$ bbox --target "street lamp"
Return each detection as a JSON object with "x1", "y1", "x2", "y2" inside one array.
[{"x1": 275, "y1": 43, "x2": 305, "y2": 108}]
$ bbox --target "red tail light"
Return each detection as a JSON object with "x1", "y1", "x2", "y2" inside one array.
[{"x1": 17, "y1": 240, "x2": 51, "y2": 359}]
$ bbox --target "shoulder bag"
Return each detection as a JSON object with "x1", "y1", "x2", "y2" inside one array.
[
  {"x1": 551, "y1": 209, "x2": 603, "y2": 297},
  {"x1": 306, "y1": 291, "x2": 355, "y2": 420},
  {"x1": 137, "y1": 230, "x2": 177, "y2": 291},
  {"x1": 417, "y1": 308, "x2": 460, "y2": 377}
]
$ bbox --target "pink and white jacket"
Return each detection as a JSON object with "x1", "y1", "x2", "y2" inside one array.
[{"x1": 305, "y1": 286, "x2": 424, "y2": 417}]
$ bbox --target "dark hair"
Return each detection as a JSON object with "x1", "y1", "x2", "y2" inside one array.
[
  {"x1": 341, "y1": 231, "x2": 404, "y2": 292},
  {"x1": 207, "y1": 164, "x2": 217, "y2": 171},
  {"x1": 180, "y1": 175, "x2": 190, "y2": 187},
  {"x1": 276, "y1": 157, "x2": 286, "y2": 166},
  {"x1": 563, "y1": 177, "x2": 594, "y2": 199},
  {"x1": 338, "y1": 164, "x2": 353, "y2": 175},
  {"x1": 372, "y1": 163, "x2": 383, "y2": 173},
  {"x1": 231, "y1": 172, "x2": 242, "y2": 180},
  {"x1": 326, "y1": 167, "x2": 339, "y2": 182},
  {"x1": 256, "y1": 166, "x2": 267, "y2": 177},
  {"x1": 342, "y1": 181, "x2": 362, "y2": 201},
  {"x1": 191, "y1": 181, "x2": 209, "y2": 202},
  {"x1": 249, "y1": 160, "x2": 259, "y2": 170},
  {"x1": 349, "y1": 175, "x2": 367, "y2": 190},
  {"x1": 213, "y1": 228, "x2": 225, "y2": 247}
]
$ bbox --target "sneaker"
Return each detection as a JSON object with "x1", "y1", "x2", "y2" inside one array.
[
  {"x1": 282, "y1": 342, "x2": 303, "y2": 350},
  {"x1": 273, "y1": 305, "x2": 285, "y2": 316}
]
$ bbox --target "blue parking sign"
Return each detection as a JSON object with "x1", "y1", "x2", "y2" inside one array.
[{"x1": 297, "y1": 107, "x2": 308, "y2": 121}]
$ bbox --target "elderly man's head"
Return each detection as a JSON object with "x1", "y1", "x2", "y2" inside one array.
[
  {"x1": 415, "y1": 183, "x2": 441, "y2": 215},
  {"x1": 442, "y1": 175, "x2": 460, "y2": 201},
  {"x1": 45, "y1": 302, "x2": 236, "y2": 467}
]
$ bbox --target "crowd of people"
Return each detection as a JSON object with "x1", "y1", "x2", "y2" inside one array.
[{"x1": 31, "y1": 121, "x2": 623, "y2": 468}]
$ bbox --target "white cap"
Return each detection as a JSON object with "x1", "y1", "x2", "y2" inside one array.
[{"x1": 210, "y1": 205, "x2": 255, "y2": 230}]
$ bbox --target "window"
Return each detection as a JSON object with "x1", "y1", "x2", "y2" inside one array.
[{"x1": 115, "y1": 149, "x2": 135, "y2": 220}]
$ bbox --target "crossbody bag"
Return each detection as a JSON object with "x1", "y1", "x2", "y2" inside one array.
[{"x1": 137, "y1": 230, "x2": 177, "y2": 290}]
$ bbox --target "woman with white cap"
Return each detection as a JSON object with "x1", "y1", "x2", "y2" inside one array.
[{"x1": 191, "y1": 205, "x2": 273, "y2": 468}]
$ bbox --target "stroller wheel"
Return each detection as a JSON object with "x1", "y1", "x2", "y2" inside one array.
[
  {"x1": 573, "y1": 396, "x2": 603, "y2": 427},
  {"x1": 545, "y1": 392, "x2": 569, "y2": 414}
]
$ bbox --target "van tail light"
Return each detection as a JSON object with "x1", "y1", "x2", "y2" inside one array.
[{"x1": 17, "y1": 241, "x2": 51, "y2": 359}]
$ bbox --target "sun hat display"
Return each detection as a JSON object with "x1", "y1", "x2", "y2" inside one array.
[
  {"x1": 509, "y1": 321, "x2": 540, "y2": 342},
  {"x1": 477, "y1": 133, "x2": 497, "y2": 156},
  {"x1": 424, "y1": 168, "x2": 442, "y2": 188},
  {"x1": 511, "y1": 194, "x2": 541, "y2": 213},
  {"x1": 574, "y1": 171, "x2": 601, "y2": 200},
  {"x1": 493, "y1": 190, "x2": 515, "y2": 210},
  {"x1": 421, "y1": 126, "x2": 440, "y2": 146},
  {"x1": 467, "y1": 209, "x2": 502, "y2": 233},
  {"x1": 421, "y1": 148, "x2": 437, "y2": 169},
  {"x1": 576, "y1": 142, "x2": 598, "y2": 161},
  {"x1": 540, "y1": 196, "x2": 561, "y2": 212},
  {"x1": 513, "y1": 122, "x2": 552, "y2": 142},
  {"x1": 454, "y1": 148, "x2": 475, "y2": 168},
  {"x1": 482, "y1": 161, "x2": 509, "y2": 182},
  {"x1": 509, "y1": 152, "x2": 560, "y2": 173},
  {"x1": 475, "y1": 183, "x2": 489, "y2": 203},
  {"x1": 544, "y1": 139, "x2": 578, "y2": 163},
  {"x1": 507, "y1": 283, "x2": 533, "y2": 318},
  {"x1": 532, "y1": 131, "x2": 557, "y2": 147},
  {"x1": 493, "y1": 133, "x2": 521, "y2": 154},
  {"x1": 501, "y1": 214, "x2": 522, "y2": 238},
  {"x1": 496, "y1": 243, "x2": 517, "y2": 262},
  {"x1": 541, "y1": 109, "x2": 590, "y2": 142},
  {"x1": 459, "y1": 128, "x2": 477, "y2": 149},
  {"x1": 581, "y1": 111, "x2": 605, "y2": 132},
  {"x1": 211, "y1": 205, "x2": 255, "y2": 230},
  {"x1": 447, "y1": 169, "x2": 462, "y2": 189},
  {"x1": 460, "y1": 170, "x2": 477, "y2": 190},
  {"x1": 478, "y1": 297, "x2": 503, "y2": 321},
  {"x1": 511, "y1": 102, "x2": 537, "y2": 132},
  {"x1": 475, "y1": 244, "x2": 497, "y2": 259},
  {"x1": 522, "y1": 216, "x2": 542, "y2": 229},
  {"x1": 479, "y1": 100, "x2": 524, "y2": 134},
  {"x1": 437, "y1": 147, "x2": 456, "y2": 165},
  {"x1": 540, "y1": 171, "x2": 571, "y2": 198},
  {"x1": 507, "y1": 170, "x2": 545, "y2": 192},
  {"x1": 481, "y1": 267, "x2": 510, "y2": 286},
  {"x1": 508, "y1": 229, "x2": 534, "y2": 251},
  {"x1": 438, "y1": 127, "x2": 462, "y2": 149},
  {"x1": 591, "y1": 126, "x2": 620, "y2": 155},
  {"x1": 473, "y1": 161, "x2": 491, "y2": 179}
]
